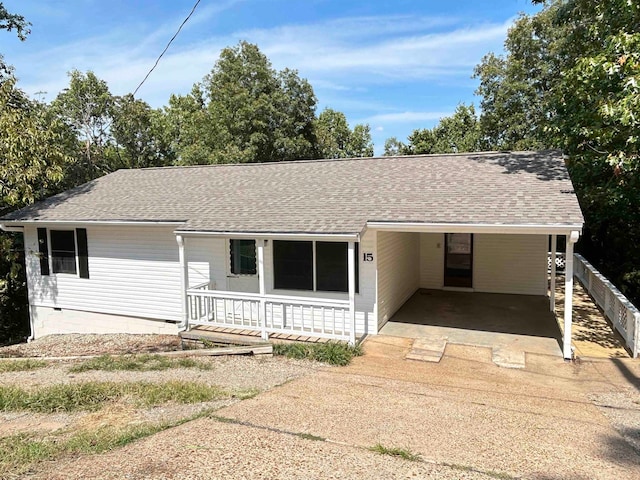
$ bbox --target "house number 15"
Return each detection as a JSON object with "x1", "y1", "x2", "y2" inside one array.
[{"x1": 363, "y1": 253, "x2": 374, "y2": 262}]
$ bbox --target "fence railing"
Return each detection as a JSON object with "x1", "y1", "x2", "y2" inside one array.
[
  {"x1": 574, "y1": 254, "x2": 640, "y2": 357},
  {"x1": 186, "y1": 286, "x2": 351, "y2": 341},
  {"x1": 548, "y1": 252, "x2": 566, "y2": 273}
]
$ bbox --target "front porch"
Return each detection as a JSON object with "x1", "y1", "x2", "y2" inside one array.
[{"x1": 380, "y1": 289, "x2": 563, "y2": 357}]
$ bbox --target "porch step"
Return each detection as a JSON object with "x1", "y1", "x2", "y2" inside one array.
[
  {"x1": 492, "y1": 347, "x2": 526, "y2": 369},
  {"x1": 406, "y1": 336, "x2": 447, "y2": 363}
]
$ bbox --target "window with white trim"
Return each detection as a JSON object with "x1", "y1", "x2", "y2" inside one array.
[
  {"x1": 273, "y1": 240, "x2": 358, "y2": 293},
  {"x1": 230, "y1": 239, "x2": 257, "y2": 275}
]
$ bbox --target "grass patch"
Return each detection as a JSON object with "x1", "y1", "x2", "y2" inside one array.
[
  {"x1": 0, "y1": 359, "x2": 48, "y2": 372},
  {"x1": 272, "y1": 342, "x2": 362, "y2": 366},
  {"x1": 370, "y1": 444, "x2": 421, "y2": 462},
  {"x1": 0, "y1": 409, "x2": 213, "y2": 477},
  {"x1": 69, "y1": 354, "x2": 212, "y2": 373},
  {"x1": 0, "y1": 381, "x2": 227, "y2": 413}
]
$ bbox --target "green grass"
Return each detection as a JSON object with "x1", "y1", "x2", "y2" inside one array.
[
  {"x1": 0, "y1": 381, "x2": 227, "y2": 413},
  {"x1": 369, "y1": 444, "x2": 422, "y2": 462},
  {"x1": 0, "y1": 359, "x2": 48, "y2": 373},
  {"x1": 0, "y1": 410, "x2": 213, "y2": 477},
  {"x1": 272, "y1": 342, "x2": 362, "y2": 366},
  {"x1": 69, "y1": 354, "x2": 212, "y2": 373},
  {"x1": 295, "y1": 432, "x2": 326, "y2": 441}
]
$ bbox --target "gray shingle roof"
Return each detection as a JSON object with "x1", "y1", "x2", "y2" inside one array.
[{"x1": 1, "y1": 151, "x2": 584, "y2": 234}]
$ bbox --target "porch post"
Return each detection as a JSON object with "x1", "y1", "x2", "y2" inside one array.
[
  {"x1": 348, "y1": 241, "x2": 356, "y2": 345},
  {"x1": 562, "y1": 231, "x2": 579, "y2": 359},
  {"x1": 550, "y1": 234, "x2": 557, "y2": 312},
  {"x1": 176, "y1": 235, "x2": 189, "y2": 330},
  {"x1": 257, "y1": 239, "x2": 268, "y2": 340}
]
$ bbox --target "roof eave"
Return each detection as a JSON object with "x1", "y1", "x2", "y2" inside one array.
[{"x1": 366, "y1": 221, "x2": 583, "y2": 235}]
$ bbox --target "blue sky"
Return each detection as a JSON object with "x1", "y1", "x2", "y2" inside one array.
[{"x1": 1, "y1": 0, "x2": 540, "y2": 154}]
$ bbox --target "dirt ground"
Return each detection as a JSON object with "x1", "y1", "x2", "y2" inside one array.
[{"x1": 16, "y1": 335, "x2": 640, "y2": 480}]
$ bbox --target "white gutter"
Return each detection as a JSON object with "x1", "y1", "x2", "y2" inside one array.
[
  {"x1": 0, "y1": 223, "x2": 25, "y2": 232},
  {"x1": 174, "y1": 230, "x2": 360, "y2": 242},
  {"x1": 1, "y1": 220, "x2": 186, "y2": 227},
  {"x1": 366, "y1": 221, "x2": 583, "y2": 235}
]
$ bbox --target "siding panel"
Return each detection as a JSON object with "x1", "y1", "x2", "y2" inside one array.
[
  {"x1": 474, "y1": 234, "x2": 547, "y2": 295},
  {"x1": 377, "y1": 231, "x2": 420, "y2": 329},
  {"x1": 419, "y1": 233, "x2": 444, "y2": 288}
]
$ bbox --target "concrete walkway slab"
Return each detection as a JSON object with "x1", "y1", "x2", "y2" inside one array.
[{"x1": 405, "y1": 336, "x2": 447, "y2": 363}]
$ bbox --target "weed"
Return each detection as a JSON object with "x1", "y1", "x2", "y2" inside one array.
[
  {"x1": 0, "y1": 359, "x2": 47, "y2": 373},
  {"x1": 0, "y1": 381, "x2": 226, "y2": 413},
  {"x1": 69, "y1": 354, "x2": 211, "y2": 373},
  {"x1": 369, "y1": 444, "x2": 421, "y2": 462},
  {"x1": 296, "y1": 432, "x2": 325, "y2": 441},
  {"x1": 272, "y1": 342, "x2": 362, "y2": 366}
]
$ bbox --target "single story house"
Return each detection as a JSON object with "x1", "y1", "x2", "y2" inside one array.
[{"x1": 0, "y1": 151, "x2": 584, "y2": 358}]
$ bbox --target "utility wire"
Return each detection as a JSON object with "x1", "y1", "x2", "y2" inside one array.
[{"x1": 133, "y1": 0, "x2": 202, "y2": 96}]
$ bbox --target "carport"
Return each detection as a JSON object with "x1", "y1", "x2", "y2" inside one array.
[{"x1": 380, "y1": 289, "x2": 563, "y2": 357}]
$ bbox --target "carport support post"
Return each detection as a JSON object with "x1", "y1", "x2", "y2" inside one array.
[
  {"x1": 348, "y1": 241, "x2": 356, "y2": 345},
  {"x1": 563, "y1": 232, "x2": 579, "y2": 360},
  {"x1": 257, "y1": 239, "x2": 268, "y2": 341},
  {"x1": 550, "y1": 234, "x2": 557, "y2": 312}
]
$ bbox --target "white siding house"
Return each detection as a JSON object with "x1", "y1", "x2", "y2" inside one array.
[{"x1": 1, "y1": 151, "x2": 585, "y2": 358}]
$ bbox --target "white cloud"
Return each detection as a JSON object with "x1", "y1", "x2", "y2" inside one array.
[
  {"x1": 365, "y1": 111, "x2": 453, "y2": 123},
  {"x1": 13, "y1": 12, "x2": 511, "y2": 109}
]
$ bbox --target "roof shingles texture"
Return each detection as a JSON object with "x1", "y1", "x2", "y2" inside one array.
[{"x1": 2, "y1": 151, "x2": 584, "y2": 234}]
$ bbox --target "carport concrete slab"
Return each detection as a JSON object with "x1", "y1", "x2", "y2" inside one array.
[{"x1": 380, "y1": 289, "x2": 563, "y2": 360}]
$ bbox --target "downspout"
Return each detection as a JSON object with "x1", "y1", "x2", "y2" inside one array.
[{"x1": 0, "y1": 224, "x2": 35, "y2": 342}]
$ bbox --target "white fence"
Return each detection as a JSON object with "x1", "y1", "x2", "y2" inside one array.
[
  {"x1": 186, "y1": 283, "x2": 351, "y2": 341},
  {"x1": 574, "y1": 254, "x2": 640, "y2": 357},
  {"x1": 548, "y1": 252, "x2": 566, "y2": 273}
]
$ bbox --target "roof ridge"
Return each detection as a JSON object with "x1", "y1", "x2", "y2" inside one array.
[{"x1": 120, "y1": 150, "x2": 561, "y2": 173}]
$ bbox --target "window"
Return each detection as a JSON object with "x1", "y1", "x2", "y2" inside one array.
[
  {"x1": 50, "y1": 230, "x2": 77, "y2": 274},
  {"x1": 38, "y1": 228, "x2": 89, "y2": 278},
  {"x1": 273, "y1": 241, "x2": 313, "y2": 290},
  {"x1": 273, "y1": 240, "x2": 359, "y2": 293},
  {"x1": 230, "y1": 240, "x2": 257, "y2": 275}
]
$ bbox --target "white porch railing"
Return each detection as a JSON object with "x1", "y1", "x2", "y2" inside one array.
[
  {"x1": 574, "y1": 254, "x2": 640, "y2": 357},
  {"x1": 186, "y1": 283, "x2": 351, "y2": 341}
]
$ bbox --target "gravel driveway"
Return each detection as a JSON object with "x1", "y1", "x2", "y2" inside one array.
[{"x1": 11, "y1": 335, "x2": 640, "y2": 479}]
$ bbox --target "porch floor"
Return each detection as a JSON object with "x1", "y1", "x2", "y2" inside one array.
[
  {"x1": 187, "y1": 325, "x2": 336, "y2": 344},
  {"x1": 380, "y1": 289, "x2": 563, "y2": 357}
]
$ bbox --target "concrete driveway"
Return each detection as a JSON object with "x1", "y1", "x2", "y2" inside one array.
[{"x1": 32, "y1": 336, "x2": 640, "y2": 480}]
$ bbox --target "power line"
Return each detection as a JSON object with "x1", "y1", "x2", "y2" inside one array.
[{"x1": 133, "y1": 0, "x2": 202, "y2": 97}]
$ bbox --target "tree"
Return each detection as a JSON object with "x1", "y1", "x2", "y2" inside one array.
[
  {"x1": 52, "y1": 70, "x2": 116, "y2": 183},
  {"x1": 472, "y1": 0, "x2": 640, "y2": 304},
  {"x1": 383, "y1": 137, "x2": 406, "y2": 156},
  {"x1": 0, "y1": 78, "x2": 75, "y2": 344},
  {"x1": 401, "y1": 104, "x2": 484, "y2": 155},
  {"x1": 168, "y1": 42, "x2": 319, "y2": 164},
  {"x1": 0, "y1": 2, "x2": 30, "y2": 78},
  {"x1": 110, "y1": 94, "x2": 175, "y2": 169},
  {"x1": 315, "y1": 108, "x2": 373, "y2": 158}
]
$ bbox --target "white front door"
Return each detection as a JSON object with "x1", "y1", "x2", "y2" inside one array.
[{"x1": 226, "y1": 239, "x2": 260, "y2": 293}]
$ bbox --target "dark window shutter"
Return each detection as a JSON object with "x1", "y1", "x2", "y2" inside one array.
[
  {"x1": 76, "y1": 228, "x2": 89, "y2": 279},
  {"x1": 37, "y1": 228, "x2": 50, "y2": 276}
]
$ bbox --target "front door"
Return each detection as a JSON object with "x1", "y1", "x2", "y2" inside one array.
[{"x1": 444, "y1": 233, "x2": 473, "y2": 288}]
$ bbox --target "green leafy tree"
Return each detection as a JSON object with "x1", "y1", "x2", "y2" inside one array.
[
  {"x1": 168, "y1": 41, "x2": 318, "y2": 164},
  {"x1": 52, "y1": 70, "x2": 116, "y2": 183},
  {"x1": 402, "y1": 104, "x2": 484, "y2": 155},
  {"x1": 383, "y1": 137, "x2": 406, "y2": 156},
  {"x1": 315, "y1": 108, "x2": 373, "y2": 158},
  {"x1": 0, "y1": 78, "x2": 75, "y2": 344},
  {"x1": 110, "y1": 94, "x2": 175, "y2": 169},
  {"x1": 0, "y1": 2, "x2": 30, "y2": 78}
]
